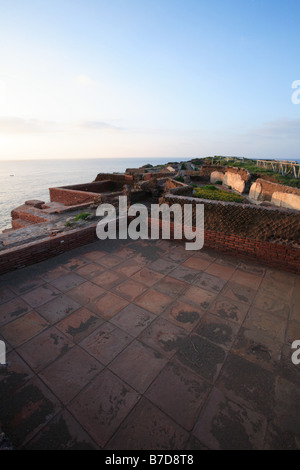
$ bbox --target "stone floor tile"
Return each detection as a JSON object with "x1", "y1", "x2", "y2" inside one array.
[
  {"x1": 67, "y1": 281, "x2": 105, "y2": 305},
  {"x1": 193, "y1": 387, "x2": 267, "y2": 450},
  {"x1": 139, "y1": 317, "x2": 187, "y2": 358},
  {"x1": 154, "y1": 276, "x2": 188, "y2": 297},
  {"x1": 148, "y1": 258, "x2": 179, "y2": 275},
  {"x1": 244, "y1": 307, "x2": 287, "y2": 342},
  {"x1": 92, "y1": 270, "x2": 125, "y2": 289},
  {"x1": 134, "y1": 289, "x2": 173, "y2": 315},
  {"x1": 106, "y1": 397, "x2": 188, "y2": 450},
  {"x1": 193, "y1": 272, "x2": 227, "y2": 294},
  {"x1": 110, "y1": 304, "x2": 155, "y2": 337},
  {"x1": 1, "y1": 311, "x2": 49, "y2": 348},
  {"x1": 36, "y1": 294, "x2": 81, "y2": 323},
  {"x1": 253, "y1": 292, "x2": 290, "y2": 318},
  {"x1": 0, "y1": 297, "x2": 32, "y2": 327},
  {"x1": 24, "y1": 409, "x2": 99, "y2": 450},
  {"x1": 80, "y1": 250, "x2": 107, "y2": 262},
  {"x1": 0, "y1": 376, "x2": 61, "y2": 448},
  {"x1": 68, "y1": 369, "x2": 140, "y2": 448},
  {"x1": 131, "y1": 267, "x2": 164, "y2": 287},
  {"x1": 93, "y1": 292, "x2": 129, "y2": 319},
  {"x1": 50, "y1": 273, "x2": 86, "y2": 293},
  {"x1": 230, "y1": 269, "x2": 262, "y2": 289},
  {"x1": 0, "y1": 350, "x2": 35, "y2": 400},
  {"x1": 16, "y1": 327, "x2": 73, "y2": 373},
  {"x1": 182, "y1": 256, "x2": 212, "y2": 271},
  {"x1": 181, "y1": 286, "x2": 216, "y2": 311},
  {"x1": 74, "y1": 262, "x2": 105, "y2": 280},
  {"x1": 21, "y1": 284, "x2": 61, "y2": 308},
  {"x1": 221, "y1": 281, "x2": 257, "y2": 304},
  {"x1": 79, "y1": 322, "x2": 133, "y2": 365},
  {"x1": 146, "y1": 361, "x2": 210, "y2": 430},
  {"x1": 98, "y1": 254, "x2": 123, "y2": 268},
  {"x1": 231, "y1": 326, "x2": 282, "y2": 372},
  {"x1": 168, "y1": 265, "x2": 199, "y2": 283},
  {"x1": 112, "y1": 279, "x2": 148, "y2": 301},
  {"x1": 9, "y1": 276, "x2": 44, "y2": 295},
  {"x1": 195, "y1": 312, "x2": 240, "y2": 350},
  {"x1": 39, "y1": 266, "x2": 69, "y2": 282},
  {"x1": 162, "y1": 300, "x2": 204, "y2": 332},
  {"x1": 39, "y1": 346, "x2": 103, "y2": 404},
  {"x1": 174, "y1": 334, "x2": 226, "y2": 383},
  {"x1": 216, "y1": 353, "x2": 275, "y2": 417},
  {"x1": 205, "y1": 262, "x2": 236, "y2": 280},
  {"x1": 0, "y1": 286, "x2": 16, "y2": 304},
  {"x1": 109, "y1": 340, "x2": 168, "y2": 393},
  {"x1": 56, "y1": 307, "x2": 104, "y2": 343},
  {"x1": 286, "y1": 320, "x2": 300, "y2": 345},
  {"x1": 62, "y1": 257, "x2": 89, "y2": 271},
  {"x1": 209, "y1": 296, "x2": 249, "y2": 324},
  {"x1": 114, "y1": 259, "x2": 143, "y2": 277}
]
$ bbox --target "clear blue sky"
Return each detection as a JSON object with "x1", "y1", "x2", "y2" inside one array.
[{"x1": 0, "y1": 0, "x2": 299, "y2": 160}]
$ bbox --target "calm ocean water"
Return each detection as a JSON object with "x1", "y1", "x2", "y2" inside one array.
[{"x1": 0, "y1": 157, "x2": 189, "y2": 231}]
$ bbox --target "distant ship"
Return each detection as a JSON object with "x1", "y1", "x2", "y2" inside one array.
[{"x1": 10, "y1": 174, "x2": 14, "y2": 176}]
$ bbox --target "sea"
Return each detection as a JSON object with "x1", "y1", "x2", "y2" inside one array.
[{"x1": 0, "y1": 157, "x2": 190, "y2": 231}]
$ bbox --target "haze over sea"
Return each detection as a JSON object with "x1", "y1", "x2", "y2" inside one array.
[{"x1": 0, "y1": 157, "x2": 190, "y2": 231}]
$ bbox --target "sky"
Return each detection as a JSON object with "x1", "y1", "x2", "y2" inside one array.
[{"x1": 0, "y1": 0, "x2": 300, "y2": 161}]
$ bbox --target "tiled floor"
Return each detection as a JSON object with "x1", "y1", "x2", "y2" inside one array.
[{"x1": 0, "y1": 238, "x2": 299, "y2": 449}]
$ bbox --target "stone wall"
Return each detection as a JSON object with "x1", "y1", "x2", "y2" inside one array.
[
  {"x1": 249, "y1": 178, "x2": 300, "y2": 210},
  {"x1": 94, "y1": 173, "x2": 134, "y2": 184}
]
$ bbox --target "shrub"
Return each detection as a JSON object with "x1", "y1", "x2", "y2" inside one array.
[
  {"x1": 215, "y1": 180, "x2": 223, "y2": 185},
  {"x1": 175, "y1": 176, "x2": 184, "y2": 183}
]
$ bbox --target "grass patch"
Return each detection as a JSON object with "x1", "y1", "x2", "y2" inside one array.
[
  {"x1": 73, "y1": 212, "x2": 91, "y2": 221},
  {"x1": 175, "y1": 176, "x2": 184, "y2": 183},
  {"x1": 193, "y1": 186, "x2": 244, "y2": 203}
]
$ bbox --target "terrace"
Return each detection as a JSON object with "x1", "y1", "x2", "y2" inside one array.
[{"x1": 0, "y1": 237, "x2": 299, "y2": 450}]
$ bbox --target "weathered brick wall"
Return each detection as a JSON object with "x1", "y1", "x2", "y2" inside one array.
[
  {"x1": 254, "y1": 178, "x2": 300, "y2": 198},
  {"x1": 49, "y1": 188, "x2": 98, "y2": 206},
  {"x1": 60, "y1": 181, "x2": 115, "y2": 193},
  {"x1": 160, "y1": 193, "x2": 300, "y2": 246},
  {"x1": 94, "y1": 173, "x2": 134, "y2": 184}
]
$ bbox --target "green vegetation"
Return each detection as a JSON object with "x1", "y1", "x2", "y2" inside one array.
[
  {"x1": 175, "y1": 176, "x2": 184, "y2": 183},
  {"x1": 193, "y1": 185, "x2": 244, "y2": 203},
  {"x1": 215, "y1": 180, "x2": 223, "y2": 185},
  {"x1": 181, "y1": 163, "x2": 187, "y2": 170},
  {"x1": 74, "y1": 212, "x2": 91, "y2": 221}
]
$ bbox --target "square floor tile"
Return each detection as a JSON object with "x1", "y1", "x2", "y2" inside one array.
[
  {"x1": 98, "y1": 254, "x2": 123, "y2": 268},
  {"x1": 25, "y1": 410, "x2": 98, "y2": 450},
  {"x1": 9, "y1": 276, "x2": 44, "y2": 295},
  {"x1": 134, "y1": 289, "x2": 173, "y2": 315},
  {"x1": 1, "y1": 311, "x2": 49, "y2": 348},
  {"x1": 0, "y1": 286, "x2": 16, "y2": 305},
  {"x1": 50, "y1": 273, "x2": 85, "y2": 292},
  {"x1": 36, "y1": 294, "x2": 81, "y2": 324},
  {"x1": 62, "y1": 257, "x2": 89, "y2": 271},
  {"x1": 0, "y1": 376, "x2": 61, "y2": 448},
  {"x1": 193, "y1": 387, "x2": 267, "y2": 450},
  {"x1": 17, "y1": 327, "x2": 73, "y2": 372},
  {"x1": 131, "y1": 267, "x2": 164, "y2": 287},
  {"x1": 0, "y1": 298, "x2": 32, "y2": 327},
  {"x1": 221, "y1": 281, "x2": 257, "y2": 304},
  {"x1": 146, "y1": 361, "x2": 210, "y2": 430},
  {"x1": 231, "y1": 327, "x2": 282, "y2": 372},
  {"x1": 174, "y1": 334, "x2": 226, "y2": 383},
  {"x1": 73, "y1": 263, "x2": 105, "y2": 280},
  {"x1": 195, "y1": 312, "x2": 239, "y2": 350},
  {"x1": 205, "y1": 263, "x2": 236, "y2": 281},
  {"x1": 114, "y1": 259, "x2": 143, "y2": 277},
  {"x1": 21, "y1": 284, "x2": 61, "y2": 308},
  {"x1": 112, "y1": 279, "x2": 148, "y2": 301},
  {"x1": 193, "y1": 272, "x2": 227, "y2": 294},
  {"x1": 139, "y1": 318, "x2": 186, "y2": 358},
  {"x1": 216, "y1": 353, "x2": 275, "y2": 417},
  {"x1": 182, "y1": 256, "x2": 211, "y2": 271},
  {"x1": 253, "y1": 292, "x2": 290, "y2": 318},
  {"x1": 148, "y1": 259, "x2": 179, "y2": 275},
  {"x1": 81, "y1": 250, "x2": 107, "y2": 262},
  {"x1": 68, "y1": 369, "x2": 140, "y2": 447},
  {"x1": 56, "y1": 307, "x2": 104, "y2": 343},
  {"x1": 40, "y1": 347, "x2": 103, "y2": 404},
  {"x1": 168, "y1": 265, "x2": 199, "y2": 283},
  {"x1": 154, "y1": 276, "x2": 188, "y2": 297},
  {"x1": 39, "y1": 266, "x2": 69, "y2": 283},
  {"x1": 67, "y1": 281, "x2": 105, "y2": 305},
  {"x1": 243, "y1": 307, "x2": 287, "y2": 342},
  {"x1": 80, "y1": 323, "x2": 133, "y2": 365},
  {"x1": 107, "y1": 397, "x2": 188, "y2": 450},
  {"x1": 109, "y1": 340, "x2": 168, "y2": 393},
  {"x1": 230, "y1": 269, "x2": 262, "y2": 289},
  {"x1": 181, "y1": 286, "x2": 216, "y2": 311},
  {"x1": 110, "y1": 304, "x2": 156, "y2": 336},
  {"x1": 92, "y1": 270, "x2": 125, "y2": 290},
  {"x1": 162, "y1": 300, "x2": 203, "y2": 332},
  {"x1": 0, "y1": 351, "x2": 35, "y2": 400},
  {"x1": 93, "y1": 292, "x2": 129, "y2": 319},
  {"x1": 209, "y1": 296, "x2": 249, "y2": 324}
]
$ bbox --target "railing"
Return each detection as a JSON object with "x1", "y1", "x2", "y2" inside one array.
[{"x1": 256, "y1": 160, "x2": 300, "y2": 178}]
